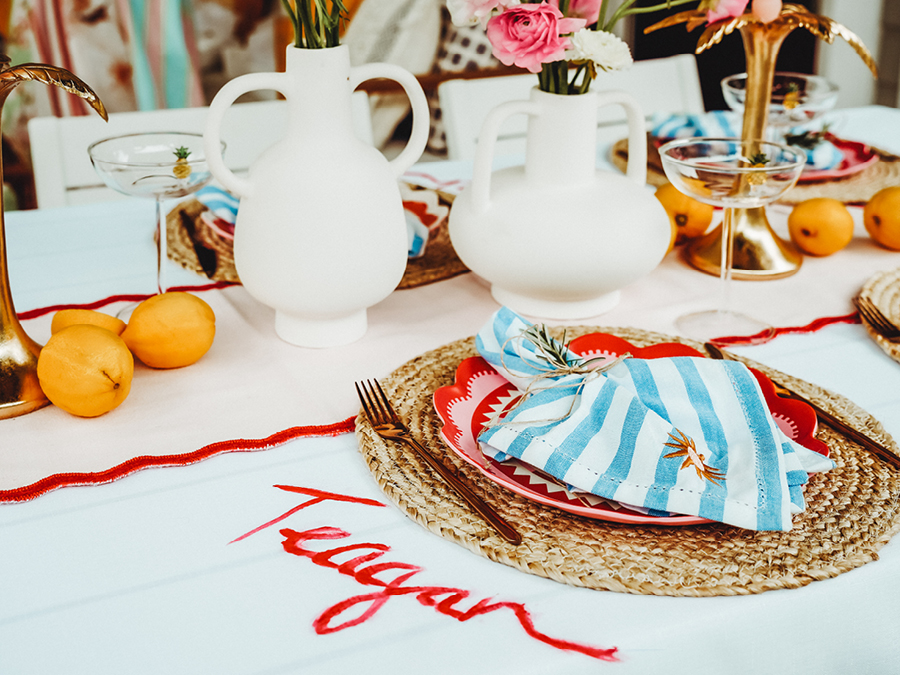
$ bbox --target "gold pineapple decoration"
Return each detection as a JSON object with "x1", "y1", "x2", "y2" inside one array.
[{"x1": 173, "y1": 146, "x2": 192, "y2": 179}]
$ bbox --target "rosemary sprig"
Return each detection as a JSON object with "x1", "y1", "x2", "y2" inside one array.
[
  {"x1": 522, "y1": 324, "x2": 582, "y2": 369},
  {"x1": 784, "y1": 125, "x2": 831, "y2": 150}
]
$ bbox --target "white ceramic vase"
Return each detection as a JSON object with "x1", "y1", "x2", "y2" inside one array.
[
  {"x1": 448, "y1": 87, "x2": 671, "y2": 320},
  {"x1": 204, "y1": 45, "x2": 428, "y2": 347}
]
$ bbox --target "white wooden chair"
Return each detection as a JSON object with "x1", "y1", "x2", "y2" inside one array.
[
  {"x1": 28, "y1": 93, "x2": 373, "y2": 208},
  {"x1": 437, "y1": 54, "x2": 704, "y2": 160}
]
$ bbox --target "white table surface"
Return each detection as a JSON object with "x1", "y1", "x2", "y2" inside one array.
[{"x1": 1, "y1": 107, "x2": 899, "y2": 674}]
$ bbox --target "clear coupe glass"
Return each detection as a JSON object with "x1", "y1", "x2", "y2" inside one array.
[
  {"x1": 658, "y1": 137, "x2": 806, "y2": 342},
  {"x1": 88, "y1": 131, "x2": 221, "y2": 301},
  {"x1": 722, "y1": 72, "x2": 838, "y2": 143}
]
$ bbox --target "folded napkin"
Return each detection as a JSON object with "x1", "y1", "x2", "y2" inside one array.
[
  {"x1": 475, "y1": 308, "x2": 834, "y2": 531},
  {"x1": 196, "y1": 185, "x2": 239, "y2": 223},
  {"x1": 651, "y1": 112, "x2": 843, "y2": 171}
]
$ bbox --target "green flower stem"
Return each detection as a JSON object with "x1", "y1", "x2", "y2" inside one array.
[
  {"x1": 601, "y1": 0, "x2": 697, "y2": 32},
  {"x1": 282, "y1": 0, "x2": 347, "y2": 48}
]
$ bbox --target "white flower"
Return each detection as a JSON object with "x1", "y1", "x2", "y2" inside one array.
[{"x1": 565, "y1": 29, "x2": 633, "y2": 73}]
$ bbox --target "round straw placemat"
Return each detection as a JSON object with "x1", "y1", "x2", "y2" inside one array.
[
  {"x1": 860, "y1": 267, "x2": 900, "y2": 363},
  {"x1": 611, "y1": 138, "x2": 900, "y2": 205},
  {"x1": 166, "y1": 197, "x2": 468, "y2": 289},
  {"x1": 356, "y1": 326, "x2": 900, "y2": 596}
]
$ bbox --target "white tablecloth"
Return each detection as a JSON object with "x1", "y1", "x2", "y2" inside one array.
[{"x1": 1, "y1": 106, "x2": 899, "y2": 674}]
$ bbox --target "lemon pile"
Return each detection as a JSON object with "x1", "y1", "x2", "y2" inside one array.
[
  {"x1": 786, "y1": 187, "x2": 900, "y2": 256},
  {"x1": 36, "y1": 292, "x2": 216, "y2": 418}
]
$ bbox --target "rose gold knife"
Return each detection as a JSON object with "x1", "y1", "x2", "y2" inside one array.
[{"x1": 704, "y1": 342, "x2": 900, "y2": 471}]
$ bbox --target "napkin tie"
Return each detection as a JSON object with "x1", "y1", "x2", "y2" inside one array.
[{"x1": 475, "y1": 308, "x2": 833, "y2": 531}]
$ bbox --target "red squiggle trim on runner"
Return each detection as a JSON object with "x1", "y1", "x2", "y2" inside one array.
[
  {"x1": 711, "y1": 312, "x2": 860, "y2": 347},
  {"x1": 17, "y1": 281, "x2": 238, "y2": 321},
  {"x1": 0, "y1": 417, "x2": 356, "y2": 504}
]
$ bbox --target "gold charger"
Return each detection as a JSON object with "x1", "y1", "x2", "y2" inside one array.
[{"x1": 356, "y1": 326, "x2": 900, "y2": 597}]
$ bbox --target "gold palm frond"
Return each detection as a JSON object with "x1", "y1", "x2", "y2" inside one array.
[
  {"x1": 644, "y1": 4, "x2": 877, "y2": 78},
  {"x1": 0, "y1": 57, "x2": 108, "y2": 120}
]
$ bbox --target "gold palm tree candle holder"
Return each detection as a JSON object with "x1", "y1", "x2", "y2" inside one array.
[
  {"x1": 0, "y1": 56, "x2": 107, "y2": 419},
  {"x1": 647, "y1": 4, "x2": 878, "y2": 279}
]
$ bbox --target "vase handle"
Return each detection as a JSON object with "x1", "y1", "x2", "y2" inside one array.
[
  {"x1": 203, "y1": 72, "x2": 288, "y2": 199},
  {"x1": 595, "y1": 91, "x2": 647, "y2": 186},
  {"x1": 350, "y1": 64, "x2": 429, "y2": 178},
  {"x1": 470, "y1": 100, "x2": 540, "y2": 215}
]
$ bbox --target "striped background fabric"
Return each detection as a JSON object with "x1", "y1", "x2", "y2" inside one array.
[{"x1": 476, "y1": 308, "x2": 833, "y2": 531}]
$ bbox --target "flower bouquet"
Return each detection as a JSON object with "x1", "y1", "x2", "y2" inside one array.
[{"x1": 446, "y1": 0, "x2": 788, "y2": 95}]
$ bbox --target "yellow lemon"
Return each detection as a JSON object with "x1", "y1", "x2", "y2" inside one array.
[
  {"x1": 121, "y1": 292, "x2": 216, "y2": 369},
  {"x1": 655, "y1": 183, "x2": 715, "y2": 247},
  {"x1": 50, "y1": 309, "x2": 126, "y2": 336},
  {"x1": 787, "y1": 197, "x2": 854, "y2": 256},
  {"x1": 863, "y1": 186, "x2": 900, "y2": 251},
  {"x1": 37, "y1": 324, "x2": 134, "y2": 417}
]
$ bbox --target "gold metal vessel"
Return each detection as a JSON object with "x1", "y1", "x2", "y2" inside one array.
[
  {"x1": 647, "y1": 4, "x2": 878, "y2": 279},
  {"x1": 0, "y1": 56, "x2": 106, "y2": 419}
]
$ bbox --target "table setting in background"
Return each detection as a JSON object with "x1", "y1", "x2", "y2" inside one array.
[{"x1": 2, "y1": 1, "x2": 900, "y2": 674}]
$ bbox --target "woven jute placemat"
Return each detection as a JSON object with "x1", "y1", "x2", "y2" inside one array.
[
  {"x1": 860, "y1": 268, "x2": 900, "y2": 363},
  {"x1": 165, "y1": 191, "x2": 468, "y2": 290},
  {"x1": 611, "y1": 138, "x2": 900, "y2": 205},
  {"x1": 356, "y1": 326, "x2": 900, "y2": 596}
]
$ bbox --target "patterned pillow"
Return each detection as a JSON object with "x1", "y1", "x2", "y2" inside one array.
[{"x1": 426, "y1": 9, "x2": 500, "y2": 155}]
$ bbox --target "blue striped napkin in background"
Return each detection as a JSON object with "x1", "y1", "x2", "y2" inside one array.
[
  {"x1": 650, "y1": 111, "x2": 844, "y2": 171},
  {"x1": 475, "y1": 308, "x2": 834, "y2": 531}
]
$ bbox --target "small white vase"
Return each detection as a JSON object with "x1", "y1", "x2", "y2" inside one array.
[
  {"x1": 449, "y1": 87, "x2": 671, "y2": 320},
  {"x1": 204, "y1": 45, "x2": 428, "y2": 347}
]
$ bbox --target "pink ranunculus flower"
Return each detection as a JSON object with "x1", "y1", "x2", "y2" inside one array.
[
  {"x1": 702, "y1": 0, "x2": 750, "y2": 23},
  {"x1": 486, "y1": 4, "x2": 586, "y2": 74},
  {"x1": 549, "y1": 0, "x2": 602, "y2": 24}
]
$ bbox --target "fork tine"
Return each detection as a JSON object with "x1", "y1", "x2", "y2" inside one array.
[
  {"x1": 355, "y1": 380, "x2": 382, "y2": 425},
  {"x1": 862, "y1": 296, "x2": 900, "y2": 335},
  {"x1": 857, "y1": 295, "x2": 900, "y2": 337},
  {"x1": 372, "y1": 379, "x2": 402, "y2": 424}
]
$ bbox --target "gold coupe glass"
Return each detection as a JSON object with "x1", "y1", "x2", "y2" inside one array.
[
  {"x1": 659, "y1": 137, "x2": 805, "y2": 342},
  {"x1": 88, "y1": 132, "x2": 221, "y2": 307}
]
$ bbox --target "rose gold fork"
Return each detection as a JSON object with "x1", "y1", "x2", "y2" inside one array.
[
  {"x1": 854, "y1": 294, "x2": 900, "y2": 343},
  {"x1": 355, "y1": 379, "x2": 521, "y2": 545}
]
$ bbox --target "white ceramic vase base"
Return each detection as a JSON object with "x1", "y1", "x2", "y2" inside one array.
[
  {"x1": 275, "y1": 309, "x2": 367, "y2": 348},
  {"x1": 491, "y1": 285, "x2": 621, "y2": 321}
]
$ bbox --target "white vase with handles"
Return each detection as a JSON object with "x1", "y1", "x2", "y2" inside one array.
[
  {"x1": 449, "y1": 87, "x2": 671, "y2": 320},
  {"x1": 204, "y1": 45, "x2": 428, "y2": 347}
]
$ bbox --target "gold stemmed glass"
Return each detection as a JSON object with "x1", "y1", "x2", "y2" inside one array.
[{"x1": 658, "y1": 137, "x2": 805, "y2": 342}]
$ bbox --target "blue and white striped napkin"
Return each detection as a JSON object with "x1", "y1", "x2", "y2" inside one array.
[
  {"x1": 475, "y1": 308, "x2": 833, "y2": 531},
  {"x1": 651, "y1": 112, "x2": 843, "y2": 171}
]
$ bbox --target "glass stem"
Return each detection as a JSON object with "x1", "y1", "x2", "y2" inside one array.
[
  {"x1": 156, "y1": 198, "x2": 167, "y2": 295},
  {"x1": 719, "y1": 208, "x2": 735, "y2": 314}
]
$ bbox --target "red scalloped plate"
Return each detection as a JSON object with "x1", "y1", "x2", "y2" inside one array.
[
  {"x1": 433, "y1": 333, "x2": 829, "y2": 526},
  {"x1": 797, "y1": 136, "x2": 878, "y2": 183}
]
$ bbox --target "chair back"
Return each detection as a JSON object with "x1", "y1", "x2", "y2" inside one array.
[
  {"x1": 438, "y1": 54, "x2": 704, "y2": 160},
  {"x1": 28, "y1": 93, "x2": 373, "y2": 208}
]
